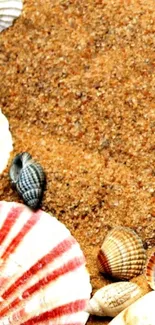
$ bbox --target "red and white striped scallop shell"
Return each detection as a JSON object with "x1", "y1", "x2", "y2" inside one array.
[{"x1": 0, "y1": 201, "x2": 92, "y2": 325}]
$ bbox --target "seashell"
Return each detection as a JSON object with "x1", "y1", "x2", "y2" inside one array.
[
  {"x1": 97, "y1": 227, "x2": 146, "y2": 280},
  {"x1": 0, "y1": 201, "x2": 92, "y2": 325},
  {"x1": 86, "y1": 281, "x2": 142, "y2": 317},
  {"x1": 9, "y1": 152, "x2": 46, "y2": 209},
  {"x1": 0, "y1": 0, "x2": 23, "y2": 33},
  {"x1": 109, "y1": 291, "x2": 155, "y2": 325},
  {"x1": 145, "y1": 251, "x2": 155, "y2": 290},
  {"x1": 0, "y1": 109, "x2": 13, "y2": 174}
]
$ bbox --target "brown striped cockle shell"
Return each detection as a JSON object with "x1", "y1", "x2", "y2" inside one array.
[
  {"x1": 86, "y1": 281, "x2": 142, "y2": 317},
  {"x1": 0, "y1": 201, "x2": 92, "y2": 325},
  {"x1": 145, "y1": 251, "x2": 155, "y2": 290},
  {"x1": 109, "y1": 291, "x2": 155, "y2": 325},
  {"x1": 97, "y1": 227, "x2": 146, "y2": 280}
]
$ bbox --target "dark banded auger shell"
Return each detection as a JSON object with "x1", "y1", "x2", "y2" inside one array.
[{"x1": 9, "y1": 152, "x2": 46, "y2": 209}]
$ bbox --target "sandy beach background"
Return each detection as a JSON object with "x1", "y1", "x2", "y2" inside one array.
[{"x1": 0, "y1": 0, "x2": 155, "y2": 324}]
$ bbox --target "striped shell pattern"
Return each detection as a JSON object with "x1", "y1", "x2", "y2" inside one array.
[
  {"x1": 0, "y1": 0, "x2": 23, "y2": 32},
  {"x1": 97, "y1": 227, "x2": 146, "y2": 280},
  {"x1": 145, "y1": 251, "x2": 155, "y2": 290},
  {"x1": 9, "y1": 152, "x2": 46, "y2": 209},
  {"x1": 0, "y1": 201, "x2": 92, "y2": 325}
]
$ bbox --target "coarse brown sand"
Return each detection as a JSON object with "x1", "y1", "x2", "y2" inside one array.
[{"x1": 0, "y1": 0, "x2": 155, "y2": 324}]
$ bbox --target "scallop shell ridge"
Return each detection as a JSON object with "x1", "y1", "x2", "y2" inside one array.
[
  {"x1": 0, "y1": 201, "x2": 92, "y2": 325},
  {"x1": 97, "y1": 227, "x2": 146, "y2": 280},
  {"x1": 0, "y1": 0, "x2": 23, "y2": 32}
]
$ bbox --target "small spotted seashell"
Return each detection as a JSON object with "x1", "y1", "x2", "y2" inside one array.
[
  {"x1": 0, "y1": 0, "x2": 23, "y2": 32},
  {"x1": 0, "y1": 201, "x2": 92, "y2": 325},
  {"x1": 145, "y1": 251, "x2": 155, "y2": 290},
  {"x1": 109, "y1": 291, "x2": 155, "y2": 325},
  {"x1": 9, "y1": 152, "x2": 46, "y2": 209},
  {"x1": 97, "y1": 227, "x2": 146, "y2": 280},
  {"x1": 86, "y1": 281, "x2": 142, "y2": 317}
]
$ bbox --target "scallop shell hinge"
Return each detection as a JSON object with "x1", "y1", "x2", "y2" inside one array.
[
  {"x1": 97, "y1": 227, "x2": 146, "y2": 280},
  {"x1": 0, "y1": 0, "x2": 23, "y2": 33},
  {"x1": 0, "y1": 201, "x2": 92, "y2": 325}
]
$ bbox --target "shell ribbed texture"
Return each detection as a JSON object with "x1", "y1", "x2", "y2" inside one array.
[
  {"x1": 9, "y1": 153, "x2": 46, "y2": 209},
  {"x1": 0, "y1": 0, "x2": 23, "y2": 32},
  {"x1": 97, "y1": 227, "x2": 146, "y2": 280},
  {"x1": 145, "y1": 251, "x2": 155, "y2": 290},
  {"x1": 0, "y1": 201, "x2": 91, "y2": 325}
]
